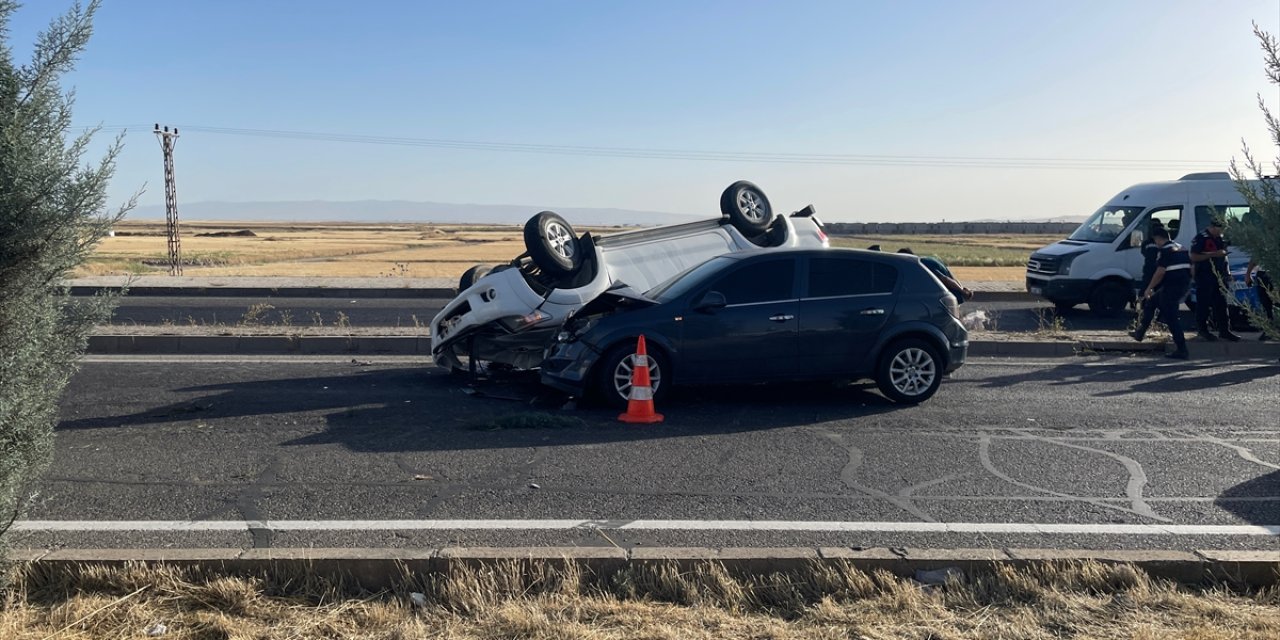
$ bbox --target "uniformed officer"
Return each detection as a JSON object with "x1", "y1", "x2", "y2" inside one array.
[
  {"x1": 1134, "y1": 221, "x2": 1164, "y2": 320},
  {"x1": 1189, "y1": 217, "x2": 1242, "y2": 342},
  {"x1": 1131, "y1": 226, "x2": 1191, "y2": 359}
]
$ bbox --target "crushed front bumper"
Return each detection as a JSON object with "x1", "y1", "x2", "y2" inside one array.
[
  {"x1": 539, "y1": 339, "x2": 602, "y2": 397},
  {"x1": 433, "y1": 326, "x2": 559, "y2": 371}
]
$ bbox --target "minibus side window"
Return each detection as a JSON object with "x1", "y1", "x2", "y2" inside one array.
[
  {"x1": 1124, "y1": 207, "x2": 1181, "y2": 249},
  {"x1": 1195, "y1": 205, "x2": 1250, "y2": 232}
]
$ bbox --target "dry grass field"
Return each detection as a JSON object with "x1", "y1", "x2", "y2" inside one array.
[
  {"x1": 4, "y1": 559, "x2": 1278, "y2": 639},
  {"x1": 80, "y1": 221, "x2": 1046, "y2": 282}
]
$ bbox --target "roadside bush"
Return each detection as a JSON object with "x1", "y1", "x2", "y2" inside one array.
[
  {"x1": 1230, "y1": 23, "x2": 1280, "y2": 338},
  {"x1": 0, "y1": 0, "x2": 133, "y2": 571}
]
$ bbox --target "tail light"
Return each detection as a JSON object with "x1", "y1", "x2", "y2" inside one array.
[{"x1": 941, "y1": 295, "x2": 959, "y2": 319}]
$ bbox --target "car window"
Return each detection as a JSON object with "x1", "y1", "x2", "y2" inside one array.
[
  {"x1": 711, "y1": 259, "x2": 795, "y2": 305},
  {"x1": 808, "y1": 257, "x2": 897, "y2": 297}
]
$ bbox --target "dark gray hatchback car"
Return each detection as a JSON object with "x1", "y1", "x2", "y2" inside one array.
[{"x1": 540, "y1": 248, "x2": 968, "y2": 407}]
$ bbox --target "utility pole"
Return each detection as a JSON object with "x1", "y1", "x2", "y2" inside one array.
[{"x1": 154, "y1": 124, "x2": 182, "y2": 275}]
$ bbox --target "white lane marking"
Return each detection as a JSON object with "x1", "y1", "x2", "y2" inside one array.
[
  {"x1": 82, "y1": 355, "x2": 434, "y2": 365},
  {"x1": 12, "y1": 520, "x2": 1280, "y2": 536}
]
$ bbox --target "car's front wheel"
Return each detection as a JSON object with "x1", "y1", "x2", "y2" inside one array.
[
  {"x1": 594, "y1": 341, "x2": 670, "y2": 409},
  {"x1": 875, "y1": 338, "x2": 943, "y2": 404}
]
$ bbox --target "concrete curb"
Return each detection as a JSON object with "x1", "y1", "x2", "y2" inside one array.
[
  {"x1": 13, "y1": 547, "x2": 1280, "y2": 588},
  {"x1": 86, "y1": 334, "x2": 1280, "y2": 360}
]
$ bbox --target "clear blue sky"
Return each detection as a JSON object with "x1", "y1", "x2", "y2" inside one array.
[{"x1": 7, "y1": 0, "x2": 1280, "y2": 221}]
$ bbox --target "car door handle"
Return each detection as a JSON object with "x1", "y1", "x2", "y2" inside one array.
[
  {"x1": 768, "y1": 314, "x2": 795, "y2": 322},
  {"x1": 859, "y1": 308, "x2": 885, "y2": 316}
]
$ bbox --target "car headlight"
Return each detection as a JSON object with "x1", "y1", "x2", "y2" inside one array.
[{"x1": 1057, "y1": 251, "x2": 1087, "y2": 275}]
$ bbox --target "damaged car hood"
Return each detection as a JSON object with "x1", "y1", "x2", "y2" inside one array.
[{"x1": 570, "y1": 283, "x2": 658, "y2": 319}]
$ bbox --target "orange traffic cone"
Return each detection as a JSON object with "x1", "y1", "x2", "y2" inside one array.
[{"x1": 618, "y1": 335, "x2": 664, "y2": 424}]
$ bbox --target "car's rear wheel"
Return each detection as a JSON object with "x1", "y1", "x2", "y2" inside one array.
[
  {"x1": 719, "y1": 181, "x2": 773, "y2": 235},
  {"x1": 458, "y1": 264, "x2": 492, "y2": 290},
  {"x1": 523, "y1": 211, "x2": 581, "y2": 277},
  {"x1": 875, "y1": 338, "x2": 943, "y2": 404},
  {"x1": 594, "y1": 341, "x2": 670, "y2": 409}
]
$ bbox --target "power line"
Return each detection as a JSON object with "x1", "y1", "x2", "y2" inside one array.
[{"x1": 83, "y1": 123, "x2": 1229, "y2": 171}]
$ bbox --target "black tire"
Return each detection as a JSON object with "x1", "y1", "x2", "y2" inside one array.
[
  {"x1": 458, "y1": 264, "x2": 492, "y2": 290},
  {"x1": 1088, "y1": 280, "x2": 1132, "y2": 317},
  {"x1": 523, "y1": 211, "x2": 581, "y2": 277},
  {"x1": 719, "y1": 181, "x2": 773, "y2": 235},
  {"x1": 875, "y1": 338, "x2": 943, "y2": 405},
  {"x1": 594, "y1": 341, "x2": 670, "y2": 410}
]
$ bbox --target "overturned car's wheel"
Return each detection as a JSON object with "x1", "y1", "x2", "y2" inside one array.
[
  {"x1": 719, "y1": 181, "x2": 774, "y2": 235},
  {"x1": 875, "y1": 338, "x2": 942, "y2": 405},
  {"x1": 523, "y1": 211, "x2": 581, "y2": 277},
  {"x1": 594, "y1": 341, "x2": 670, "y2": 409},
  {"x1": 458, "y1": 264, "x2": 492, "y2": 291}
]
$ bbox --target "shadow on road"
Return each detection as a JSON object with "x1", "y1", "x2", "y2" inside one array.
[
  {"x1": 1215, "y1": 470, "x2": 1280, "y2": 526},
  {"x1": 57, "y1": 366, "x2": 904, "y2": 452},
  {"x1": 958, "y1": 359, "x2": 1279, "y2": 396}
]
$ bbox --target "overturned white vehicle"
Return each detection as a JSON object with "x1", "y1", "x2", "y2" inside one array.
[{"x1": 431, "y1": 181, "x2": 830, "y2": 372}]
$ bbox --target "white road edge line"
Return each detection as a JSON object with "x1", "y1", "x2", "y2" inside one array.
[{"x1": 11, "y1": 520, "x2": 1280, "y2": 535}]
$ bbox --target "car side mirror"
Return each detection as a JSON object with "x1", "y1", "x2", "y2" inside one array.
[
  {"x1": 1129, "y1": 230, "x2": 1144, "y2": 248},
  {"x1": 694, "y1": 291, "x2": 727, "y2": 313}
]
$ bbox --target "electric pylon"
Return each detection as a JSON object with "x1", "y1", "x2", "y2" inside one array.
[{"x1": 154, "y1": 124, "x2": 182, "y2": 275}]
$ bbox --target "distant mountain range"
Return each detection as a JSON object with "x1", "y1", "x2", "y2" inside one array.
[{"x1": 128, "y1": 200, "x2": 702, "y2": 226}]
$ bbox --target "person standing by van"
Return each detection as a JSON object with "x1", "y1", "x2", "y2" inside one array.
[
  {"x1": 1190, "y1": 218, "x2": 1242, "y2": 342},
  {"x1": 1133, "y1": 221, "x2": 1165, "y2": 326},
  {"x1": 1132, "y1": 227, "x2": 1191, "y2": 359}
]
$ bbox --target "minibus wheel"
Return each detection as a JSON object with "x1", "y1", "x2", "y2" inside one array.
[{"x1": 1088, "y1": 280, "x2": 1132, "y2": 317}]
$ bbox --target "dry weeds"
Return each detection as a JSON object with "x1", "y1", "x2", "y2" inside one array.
[
  {"x1": 3, "y1": 559, "x2": 1278, "y2": 639},
  {"x1": 84, "y1": 221, "x2": 1040, "y2": 281}
]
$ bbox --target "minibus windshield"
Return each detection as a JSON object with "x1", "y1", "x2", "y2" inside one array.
[{"x1": 1068, "y1": 206, "x2": 1145, "y2": 243}]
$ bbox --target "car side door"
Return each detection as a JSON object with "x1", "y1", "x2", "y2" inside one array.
[
  {"x1": 677, "y1": 257, "x2": 799, "y2": 384},
  {"x1": 798, "y1": 255, "x2": 899, "y2": 377}
]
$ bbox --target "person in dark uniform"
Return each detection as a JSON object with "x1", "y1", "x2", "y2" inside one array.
[
  {"x1": 1131, "y1": 226, "x2": 1191, "y2": 359},
  {"x1": 1134, "y1": 220, "x2": 1164, "y2": 319},
  {"x1": 1190, "y1": 218, "x2": 1241, "y2": 341}
]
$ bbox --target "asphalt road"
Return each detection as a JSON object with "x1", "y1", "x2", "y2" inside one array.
[
  {"x1": 97, "y1": 294, "x2": 1209, "y2": 335},
  {"x1": 16, "y1": 355, "x2": 1280, "y2": 551}
]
